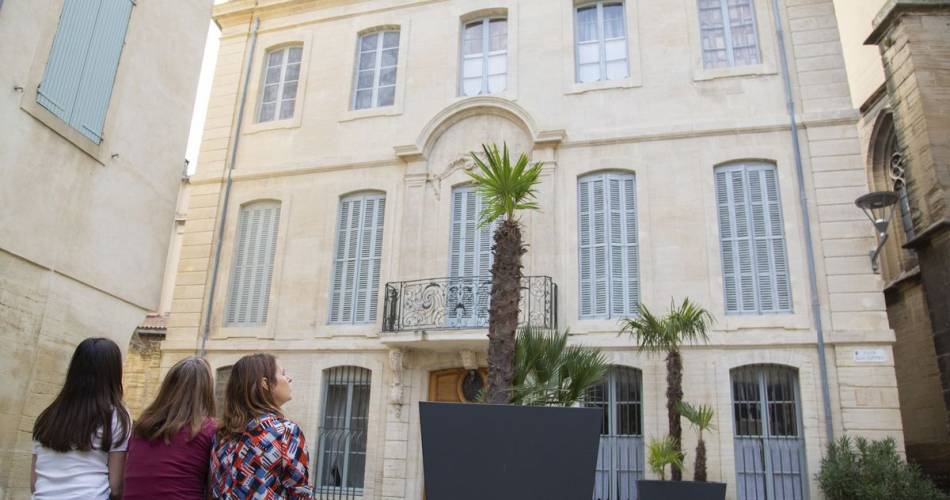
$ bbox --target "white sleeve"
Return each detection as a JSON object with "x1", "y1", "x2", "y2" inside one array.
[{"x1": 111, "y1": 408, "x2": 130, "y2": 452}]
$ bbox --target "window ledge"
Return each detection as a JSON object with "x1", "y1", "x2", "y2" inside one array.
[
  {"x1": 564, "y1": 76, "x2": 642, "y2": 95},
  {"x1": 20, "y1": 92, "x2": 110, "y2": 165},
  {"x1": 693, "y1": 63, "x2": 777, "y2": 82},
  {"x1": 244, "y1": 115, "x2": 303, "y2": 135},
  {"x1": 339, "y1": 105, "x2": 402, "y2": 123},
  {"x1": 214, "y1": 325, "x2": 272, "y2": 339}
]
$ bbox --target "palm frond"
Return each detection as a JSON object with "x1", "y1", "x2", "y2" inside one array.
[
  {"x1": 466, "y1": 143, "x2": 544, "y2": 227},
  {"x1": 677, "y1": 401, "x2": 716, "y2": 432},
  {"x1": 509, "y1": 327, "x2": 607, "y2": 406},
  {"x1": 620, "y1": 298, "x2": 714, "y2": 354},
  {"x1": 647, "y1": 435, "x2": 685, "y2": 481}
]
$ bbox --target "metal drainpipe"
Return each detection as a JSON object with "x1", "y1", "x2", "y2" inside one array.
[
  {"x1": 771, "y1": 0, "x2": 835, "y2": 442},
  {"x1": 199, "y1": 16, "x2": 260, "y2": 356}
]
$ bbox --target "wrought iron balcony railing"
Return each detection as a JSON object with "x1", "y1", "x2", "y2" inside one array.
[{"x1": 382, "y1": 276, "x2": 557, "y2": 333}]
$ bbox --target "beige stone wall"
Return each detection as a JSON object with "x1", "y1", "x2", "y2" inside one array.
[
  {"x1": 122, "y1": 331, "x2": 166, "y2": 420},
  {"x1": 163, "y1": 0, "x2": 905, "y2": 498},
  {"x1": 0, "y1": 0, "x2": 211, "y2": 497}
]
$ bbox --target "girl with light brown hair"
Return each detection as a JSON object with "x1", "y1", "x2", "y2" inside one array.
[
  {"x1": 122, "y1": 356, "x2": 217, "y2": 499},
  {"x1": 210, "y1": 353, "x2": 312, "y2": 498}
]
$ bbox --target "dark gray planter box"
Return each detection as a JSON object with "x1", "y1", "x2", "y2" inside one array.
[
  {"x1": 637, "y1": 479, "x2": 727, "y2": 500},
  {"x1": 419, "y1": 402, "x2": 602, "y2": 500}
]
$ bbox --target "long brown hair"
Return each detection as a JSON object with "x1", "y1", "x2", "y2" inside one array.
[
  {"x1": 33, "y1": 338, "x2": 130, "y2": 452},
  {"x1": 133, "y1": 356, "x2": 216, "y2": 443},
  {"x1": 217, "y1": 353, "x2": 283, "y2": 441}
]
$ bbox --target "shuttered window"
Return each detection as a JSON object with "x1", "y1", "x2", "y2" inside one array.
[
  {"x1": 447, "y1": 186, "x2": 497, "y2": 326},
  {"x1": 698, "y1": 0, "x2": 760, "y2": 69},
  {"x1": 329, "y1": 193, "x2": 386, "y2": 324},
  {"x1": 258, "y1": 46, "x2": 302, "y2": 122},
  {"x1": 352, "y1": 30, "x2": 399, "y2": 110},
  {"x1": 578, "y1": 172, "x2": 640, "y2": 319},
  {"x1": 715, "y1": 163, "x2": 792, "y2": 314},
  {"x1": 225, "y1": 201, "x2": 281, "y2": 326},
  {"x1": 37, "y1": 0, "x2": 134, "y2": 144},
  {"x1": 575, "y1": 1, "x2": 628, "y2": 83},
  {"x1": 460, "y1": 18, "x2": 507, "y2": 96}
]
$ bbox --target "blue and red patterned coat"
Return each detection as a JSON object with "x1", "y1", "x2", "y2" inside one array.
[{"x1": 211, "y1": 413, "x2": 312, "y2": 499}]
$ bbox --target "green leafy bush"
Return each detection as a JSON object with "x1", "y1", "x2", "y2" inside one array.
[{"x1": 818, "y1": 436, "x2": 947, "y2": 500}]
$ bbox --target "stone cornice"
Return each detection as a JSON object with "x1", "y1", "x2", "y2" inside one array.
[{"x1": 865, "y1": 0, "x2": 950, "y2": 45}]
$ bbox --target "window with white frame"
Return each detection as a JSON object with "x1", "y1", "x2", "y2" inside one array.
[
  {"x1": 353, "y1": 30, "x2": 400, "y2": 110},
  {"x1": 460, "y1": 17, "x2": 507, "y2": 96},
  {"x1": 37, "y1": 0, "x2": 134, "y2": 144},
  {"x1": 714, "y1": 162, "x2": 792, "y2": 314},
  {"x1": 329, "y1": 192, "x2": 386, "y2": 324},
  {"x1": 574, "y1": 1, "x2": 628, "y2": 83},
  {"x1": 225, "y1": 201, "x2": 281, "y2": 326},
  {"x1": 578, "y1": 172, "x2": 640, "y2": 319},
  {"x1": 698, "y1": 0, "x2": 761, "y2": 69},
  {"x1": 316, "y1": 366, "x2": 371, "y2": 493},
  {"x1": 258, "y1": 46, "x2": 302, "y2": 122},
  {"x1": 584, "y1": 366, "x2": 644, "y2": 500}
]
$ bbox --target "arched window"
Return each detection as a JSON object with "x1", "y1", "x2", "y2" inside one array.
[
  {"x1": 459, "y1": 16, "x2": 507, "y2": 96},
  {"x1": 225, "y1": 200, "x2": 281, "y2": 326},
  {"x1": 258, "y1": 45, "x2": 302, "y2": 122},
  {"x1": 584, "y1": 366, "x2": 643, "y2": 500},
  {"x1": 353, "y1": 29, "x2": 400, "y2": 109},
  {"x1": 575, "y1": 1, "x2": 629, "y2": 83},
  {"x1": 329, "y1": 192, "x2": 386, "y2": 324},
  {"x1": 869, "y1": 112, "x2": 916, "y2": 278},
  {"x1": 731, "y1": 365, "x2": 806, "y2": 500},
  {"x1": 316, "y1": 366, "x2": 371, "y2": 494},
  {"x1": 714, "y1": 162, "x2": 792, "y2": 314},
  {"x1": 577, "y1": 171, "x2": 640, "y2": 319}
]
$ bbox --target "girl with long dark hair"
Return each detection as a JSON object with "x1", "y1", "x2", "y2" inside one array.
[
  {"x1": 210, "y1": 353, "x2": 311, "y2": 498},
  {"x1": 123, "y1": 356, "x2": 217, "y2": 499},
  {"x1": 32, "y1": 337, "x2": 131, "y2": 500}
]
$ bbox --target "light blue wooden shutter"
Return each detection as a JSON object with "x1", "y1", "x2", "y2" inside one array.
[
  {"x1": 225, "y1": 201, "x2": 281, "y2": 326},
  {"x1": 38, "y1": 0, "x2": 133, "y2": 144},
  {"x1": 716, "y1": 163, "x2": 791, "y2": 314},
  {"x1": 579, "y1": 172, "x2": 639, "y2": 319},
  {"x1": 37, "y1": 0, "x2": 100, "y2": 121},
  {"x1": 330, "y1": 193, "x2": 385, "y2": 324},
  {"x1": 449, "y1": 186, "x2": 496, "y2": 324}
]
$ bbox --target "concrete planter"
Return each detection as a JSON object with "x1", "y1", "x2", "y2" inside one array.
[
  {"x1": 419, "y1": 402, "x2": 602, "y2": 500},
  {"x1": 637, "y1": 479, "x2": 727, "y2": 500}
]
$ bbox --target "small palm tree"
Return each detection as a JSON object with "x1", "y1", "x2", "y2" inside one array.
[
  {"x1": 647, "y1": 435, "x2": 684, "y2": 481},
  {"x1": 467, "y1": 143, "x2": 543, "y2": 404},
  {"x1": 509, "y1": 327, "x2": 608, "y2": 406},
  {"x1": 677, "y1": 401, "x2": 716, "y2": 482},
  {"x1": 621, "y1": 298, "x2": 713, "y2": 481}
]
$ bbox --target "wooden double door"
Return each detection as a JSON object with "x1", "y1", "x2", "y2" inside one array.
[{"x1": 428, "y1": 368, "x2": 488, "y2": 403}]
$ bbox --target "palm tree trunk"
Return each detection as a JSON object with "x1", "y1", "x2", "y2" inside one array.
[
  {"x1": 694, "y1": 436, "x2": 707, "y2": 482},
  {"x1": 666, "y1": 350, "x2": 683, "y2": 481},
  {"x1": 485, "y1": 219, "x2": 525, "y2": 404}
]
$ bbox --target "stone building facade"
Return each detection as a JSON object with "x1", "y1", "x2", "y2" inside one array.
[
  {"x1": 858, "y1": 0, "x2": 950, "y2": 484},
  {"x1": 0, "y1": 0, "x2": 211, "y2": 497},
  {"x1": 165, "y1": 0, "x2": 904, "y2": 498}
]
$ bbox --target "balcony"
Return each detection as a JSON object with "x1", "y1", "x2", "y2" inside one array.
[{"x1": 382, "y1": 276, "x2": 557, "y2": 334}]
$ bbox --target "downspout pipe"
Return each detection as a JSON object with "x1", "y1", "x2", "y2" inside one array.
[
  {"x1": 771, "y1": 0, "x2": 835, "y2": 442},
  {"x1": 199, "y1": 16, "x2": 260, "y2": 356}
]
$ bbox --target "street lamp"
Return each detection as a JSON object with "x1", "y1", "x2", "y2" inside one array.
[{"x1": 854, "y1": 191, "x2": 899, "y2": 273}]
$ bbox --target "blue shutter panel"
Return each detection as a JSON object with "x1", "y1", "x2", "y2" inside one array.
[
  {"x1": 37, "y1": 0, "x2": 102, "y2": 121},
  {"x1": 225, "y1": 202, "x2": 281, "y2": 326},
  {"x1": 71, "y1": 0, "x2": 133, "y2": 143},
  {"x1": 331, "y1": 193, "x2": 385, "y2": 324}
]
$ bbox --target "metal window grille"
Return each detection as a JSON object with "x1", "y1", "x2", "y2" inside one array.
[
  {"x1": 585, "y1": 366, "x2": 644, "y2": 500},
  {"x1": 315, "y1": 366, "x2": 371, "y2": 499},
  {"x1": 731, "y1": 365, "x2": 807, "y2": 500}
]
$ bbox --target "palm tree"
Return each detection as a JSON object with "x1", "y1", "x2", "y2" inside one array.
[
  {"x1": 509, "y1": 327, "x2": 608, "y2": 406},
  {"x1": 467, "y1": 143, "x2": 544, "y2": 404},
  {"x1": 620, "y1": 298, "x2": 713, "y2": 480},
  {"x1": 677, "y1": 401, "x2": 716, "y2": 482}
]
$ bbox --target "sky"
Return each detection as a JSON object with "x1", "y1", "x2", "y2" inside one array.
[{"x1": 182, "y1": 1, "x2": 889, "y2": 176}]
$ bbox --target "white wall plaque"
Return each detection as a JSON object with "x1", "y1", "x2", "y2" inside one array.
[{"x1": 853, "y1": 348, "x2": 888, "y2": 363}]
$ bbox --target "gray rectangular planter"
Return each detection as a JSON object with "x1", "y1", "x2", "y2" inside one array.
[
  {"x1": 637, "y1": 479, "x2": 727, "y2": 500},
  {"x1": 419, "y1": 402, "x2": 602, "y2": 500}
]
